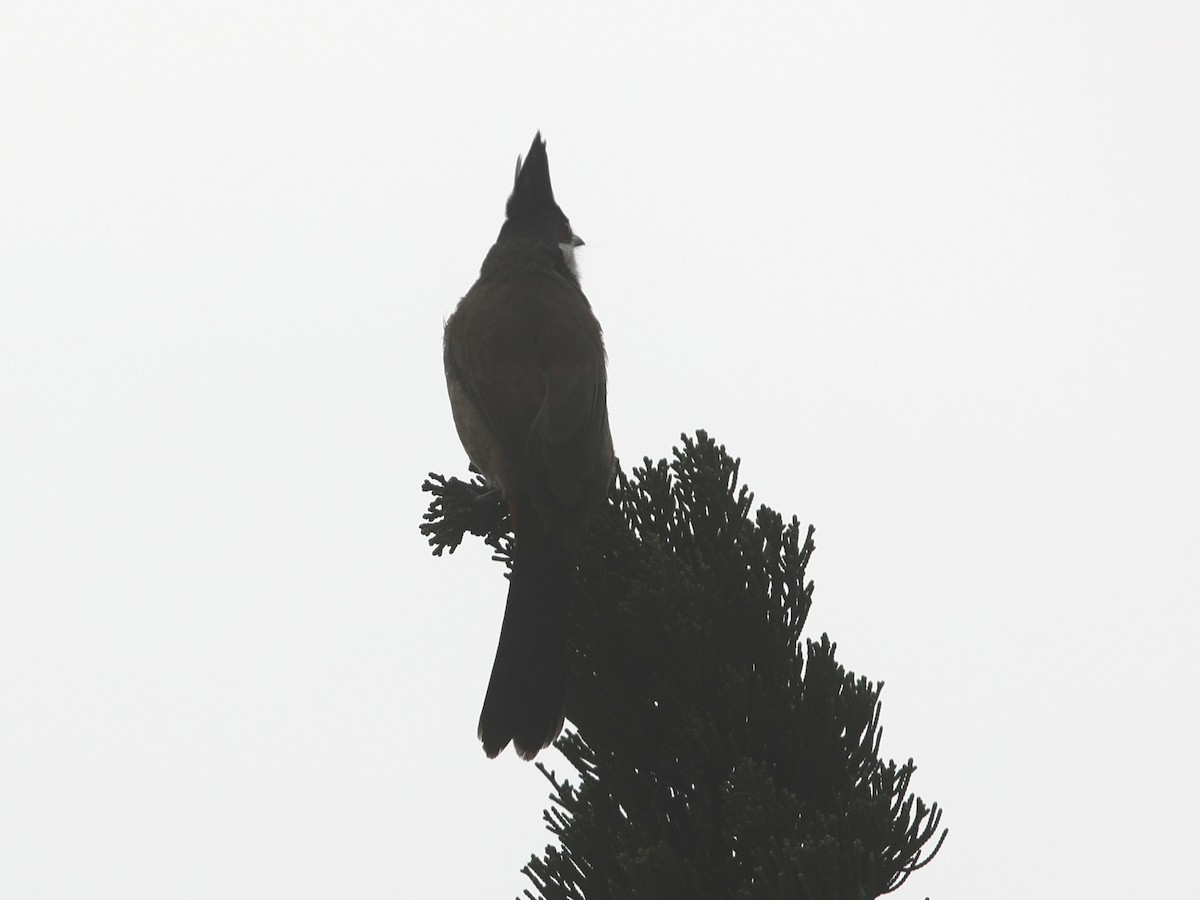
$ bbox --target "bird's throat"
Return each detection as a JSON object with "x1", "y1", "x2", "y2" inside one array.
[{"x1": 558, "y1": 242, "x2": 579, "y2": 278}]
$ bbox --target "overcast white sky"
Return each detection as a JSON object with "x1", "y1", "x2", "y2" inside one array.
[{"x1": 3, "y1": 3, "x2": 1198, "y2": 898}]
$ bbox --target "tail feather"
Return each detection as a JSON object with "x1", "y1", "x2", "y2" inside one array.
[{"x1": 477, "y1": 525, "x2": 572, "y2": 759}]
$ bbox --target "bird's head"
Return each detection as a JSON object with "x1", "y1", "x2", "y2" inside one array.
[{"x1": 498, "y1": 132, "x2": 584, "y2": 274}]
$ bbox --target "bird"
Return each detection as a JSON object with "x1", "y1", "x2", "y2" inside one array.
[{"x1": 443, "y1": 133, "x2": 614, "y2": 760}]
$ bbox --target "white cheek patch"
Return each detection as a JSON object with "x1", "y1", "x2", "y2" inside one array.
[{"x1": 558, "y1": 242, "x2": 579, "y2": 277}]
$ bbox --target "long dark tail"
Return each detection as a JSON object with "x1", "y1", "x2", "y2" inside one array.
[{"x1": 477, "y1": 519, "x2": 572, "y2": 759}]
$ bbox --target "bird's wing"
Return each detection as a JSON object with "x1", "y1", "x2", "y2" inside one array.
[{"x1": 446, "y1": 270, "x2": 609, "y2": 527}]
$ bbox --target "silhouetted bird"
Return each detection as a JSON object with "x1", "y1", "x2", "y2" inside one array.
[{"x1": 443, "y1": 133, "x2": 613, "y2": 760}]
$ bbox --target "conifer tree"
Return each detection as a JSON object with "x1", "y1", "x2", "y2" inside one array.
[{"x1": 423, "y1": 431, "x2": 946, "y2": 899}]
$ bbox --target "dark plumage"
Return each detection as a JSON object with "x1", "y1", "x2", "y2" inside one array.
[{"x1": 444, "y1": 133, "x2": 613, "y2": 760}]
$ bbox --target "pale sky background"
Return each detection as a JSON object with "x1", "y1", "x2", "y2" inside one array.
[{"x1": 2, "y1": 3, "x2": 1198, "y2": 898}]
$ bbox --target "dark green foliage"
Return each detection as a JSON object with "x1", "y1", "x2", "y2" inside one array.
[{"x1": 422, "y1": 432, "x2": 945, "y2": 899}]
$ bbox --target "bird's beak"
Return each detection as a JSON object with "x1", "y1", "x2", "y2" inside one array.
[{"x1": 571, "y1": 233, "x2": 585, "y2": 248}]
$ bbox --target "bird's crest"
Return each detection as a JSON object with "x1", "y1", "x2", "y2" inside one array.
[{"x1": 506, "y1": 132, "x2": 558, "y2": 222}]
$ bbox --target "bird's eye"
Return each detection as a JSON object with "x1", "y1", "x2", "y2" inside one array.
[{"x1": 558, "y1": 222, "x2": 572, "y2": 243}]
